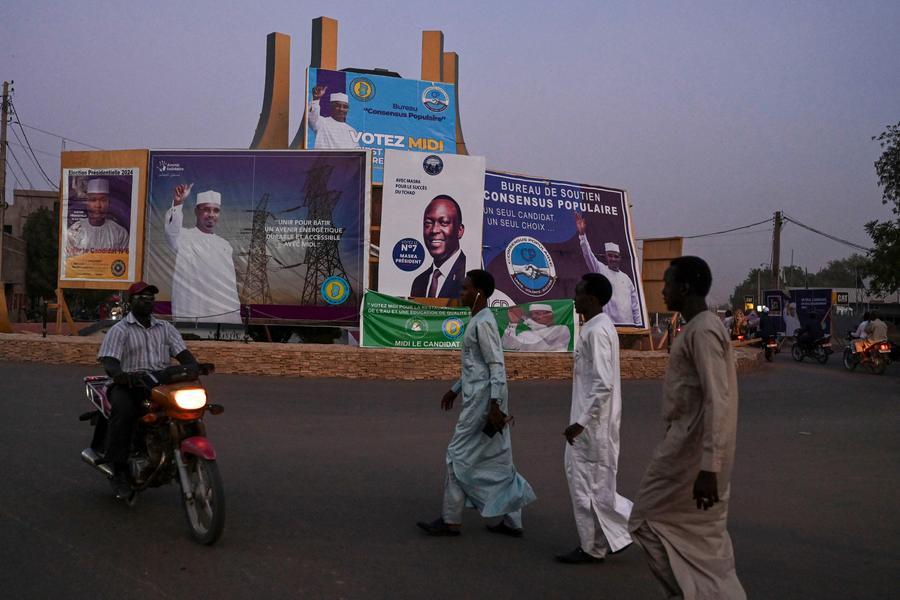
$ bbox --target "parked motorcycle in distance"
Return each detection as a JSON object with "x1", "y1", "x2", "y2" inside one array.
[
  {"x1": 79, "y1": 363, "x2": 226, "y2": 545},
  {"x1": 843, "y1": 333, "x2": 891, "y2": 375},
  {"x1": 791, "y1": 335, "x2": 833, "y2": 364}
]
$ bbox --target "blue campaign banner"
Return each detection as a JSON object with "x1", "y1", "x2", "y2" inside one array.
[
  {"x1": 144, "y1": 150, "x2": 371, "y2": 324},
  {"x1": 790, "y1": 288, "x2": 833, "y2": 334},
  {"x1": 305, "y1": 68, "x2": 456, "y2": 183},
  {"x1": 482, "y1": 171, "x2": 647, "y2": 329}
]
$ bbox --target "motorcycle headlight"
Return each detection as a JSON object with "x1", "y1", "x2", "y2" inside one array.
[{"x1": 173, "y1": 388, "x2": 207, "y2": 410}]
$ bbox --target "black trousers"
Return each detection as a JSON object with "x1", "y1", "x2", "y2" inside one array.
[{"x1": 104, "y1": 385, "x2": 145, "y2": 465}]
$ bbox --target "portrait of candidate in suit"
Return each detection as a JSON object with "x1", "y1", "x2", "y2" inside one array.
[{"x1": 410, "y1": 195, "x2": 466, "y2": 299}]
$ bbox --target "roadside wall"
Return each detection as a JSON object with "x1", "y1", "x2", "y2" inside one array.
[{"x1": 0, "y1": 333, "x2": 762, "y2": 380}]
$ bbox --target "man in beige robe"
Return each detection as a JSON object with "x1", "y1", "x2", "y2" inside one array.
[{"x1": 628, "y1": 256, "x2": 746, "y2": 600}]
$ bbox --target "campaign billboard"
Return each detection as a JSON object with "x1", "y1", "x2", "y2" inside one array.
[
  {"x1": 305, "y1": 68, "x2": 456, "y2": 184},
  {"x1": 59, "y1": 166, "x2": 141, "y2": 284},
  {"x1": 144, "y1": 150, "x2": 370, "y2": 324},
  {"x1": 361, "y1": 290, "x2": 576, "y2": 352},
  {"x1": 482, "y1": 171, "x2": 647, "y2": 329},
  {"x1": 378, "y1": 150, "x2": 485, "y2": 299}
]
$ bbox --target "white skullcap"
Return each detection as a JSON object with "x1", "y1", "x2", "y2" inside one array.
[
  {"x1": 330, "y1": 92, "x2": 349, "y2": 103},
  {"x1": 604, "y1": 242, "x2": 620, "y2": 253},
  {"x1": 87, "y1": 179, "x2": 109, "y2": 194},
  {"x1": 196, "y1": 190, "x2": 221, "y2": 206},
  {"x1": 529, "y1": 303, "x2": 553, "y2": 312}
]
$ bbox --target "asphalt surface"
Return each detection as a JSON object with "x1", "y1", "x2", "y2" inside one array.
[{"x1": 0, "y1": 347, "x2": 897, "y2": 599}]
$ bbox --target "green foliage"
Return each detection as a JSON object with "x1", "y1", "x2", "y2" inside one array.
[
  {"x1": 865, "y1": 122, "x2": 900, "y2": 294},
  {"x1": 21, "y1": 207, "x2": 58, "y2": 302}
]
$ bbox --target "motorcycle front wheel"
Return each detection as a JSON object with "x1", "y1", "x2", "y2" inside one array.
[
  {"x1": 791, "y1": 344, "x2": 804, "y2": 362},
  {"x1": 180, "y1": 456, "x2": 225, "y2": 545},
  {"x1": 842, "y1": 348, "x2": 858, "y2": 371},
  {"x1": 814, "y1": 346, "x2": 829, "y2": 364}
]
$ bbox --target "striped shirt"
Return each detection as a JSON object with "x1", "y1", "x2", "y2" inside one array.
[{"x1": 98, "y1": 312, "x2": 188, "y2": 372}]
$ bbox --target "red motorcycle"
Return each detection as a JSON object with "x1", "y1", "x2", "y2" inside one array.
[
  {"x1": 79, "y1": 363, "x2": 226, "y2": 544},
  {"x1": 843, "y1": 336, "x2": 891, "y2": 375}
]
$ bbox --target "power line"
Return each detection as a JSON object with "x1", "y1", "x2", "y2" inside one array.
[
  {"x1": 782, "y1": 213, "x2": 871, "y2": 253},
  {"x1": 16, "y1": 122, "x2": 104, "y2": 150},
  {"x1": 684, "y1": 217, "x2": 773, "y2": 239},
  {"x1": 7, "y1": 139, "x2": 58, "y2": 158},
  {"x1": 8, "y1": 100, "x2": 58, "y2": 189},
  {"x1": 7, "y1": 144, "x2": 36, "y2": 188}
]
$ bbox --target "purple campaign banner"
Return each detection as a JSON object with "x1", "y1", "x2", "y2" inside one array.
[
  {"x1": 144, "y1": 150, "x2": 370, "y2": 324},
  {"x1": 482, "y1": 171, "x2": 647, "y2": 328}
]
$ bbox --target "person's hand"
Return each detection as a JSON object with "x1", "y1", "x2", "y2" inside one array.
[
  {"x1": 693, "y1": 470, "x2": 719, "y2": 510},
  {"x1": 564, "y1": 423, "x2": 584, "y2": 445},
  {"x1": 574, "y1": 211, "x2": 586, "y2": 235},
  {"x1": 173, "y1": 183, "x2": 193, "y2": 206},
  {"x1": 441, "y1": 389, "x2": 458, "y2": 411},
  {"x1": 312, "y1": 85, "x2": 327, "y2": 101},
  {"x1": 507, "y1": 306, "x2": 524, "y2": 324},
  {"x1": 487, "y1": 401, "x2": 510, "y2": 431}
]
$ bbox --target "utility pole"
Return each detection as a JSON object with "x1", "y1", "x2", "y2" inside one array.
[
  {"x1": 0, "y1": 80, "x2": 10, "y2": 286},
  {"x1": 771, "y1": 210, "x2": 782, "y2": 290}
]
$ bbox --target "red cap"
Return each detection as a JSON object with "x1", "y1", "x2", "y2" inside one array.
[{"x1": 126, "y1": 281, "x2": 159, "y2": 297}]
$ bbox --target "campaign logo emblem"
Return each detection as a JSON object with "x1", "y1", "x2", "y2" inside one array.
[
  {"x1": 392, "y1": 238, "x2": 425, "y2": 272},
  {"x1": 405, "y1": 317, "x2": 429, "y2": 339},
  {"x1": 506, "y1": 236, "x2": 556, "y2": 297},
  {"x1": 156, "y1": 160, "x2": 184, "y2": 175},
  {"x1": 442, "y1": 317, "x2": 465, "y2": 340},
  {"x1": 321, "y1": 276, "x2": 350, "y2": 305},
  {"x1": 110, "y1": 260, "x2": 127, "y2": 277},
  {"x1": 422, "y1": 86, "x2": 450, "y2": 112},
  {"x1": 423, "y1": 155, "x2": 443, "y2": 176},
  {"x1": 350, "y1": 77, "x2": 375, "y2": 102}
]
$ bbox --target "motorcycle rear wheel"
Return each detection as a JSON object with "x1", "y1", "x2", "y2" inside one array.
[
  {"x1": 181, "y1": 456, "x2": 225, "y2": 545},
  {"x1": 872, "y1": 355, "x2": 887, "y2": 375},
  {"x1": 842, "y1": 348, "x2": 858, "y2": 371},
  {"x1": 765, "y1": 348, "x2": 773, "y2": 362},
  {"x1": 814, "y1": 346, "x2": 829, "y2": 364},
  {"x1": 791, "y1": 344, "x2": 804, "y2": 362}
]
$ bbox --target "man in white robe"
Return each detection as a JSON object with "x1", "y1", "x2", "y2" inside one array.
[
  {"x1": 164, "y1": 185, "x2": 242, "y2": 324},
  {"x1": 308, "y1": 88, "x2": 360, "y2": 149},
  {"x1": 629, "y1": 256, "x2": 746, "y2": 600},
  {"x1": 557, "y1": 273, "x2": 633, "y2": 564},
  {"x1": 502, "y1": 303, "x2": 571, "y2": 352},
  {"x1": 574, "y1": 212, "x2": 642, "y2": 325},
  {"x1": 66, "y1": 178, "x2": 129, "y2": 256},
  {"x1": 418, "y1": 269, "x2": 536, "y2": 537}
]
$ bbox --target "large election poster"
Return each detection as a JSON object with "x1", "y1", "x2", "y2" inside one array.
[
  {"x1": 145, "y1": 150, "x2": 370, "y2": 324},
  {"x1": 305, "y1": 68, "x2": 456, "y2": 184},
  {"x1": 59, "y1": 166, "x2": 141, "y2": 284},
  {"x1": 483, "y1": 171, "x2": 647, "y2": 329},
  {"x1": 378, "y1": 150, "x2": 486, "y2": 299}
]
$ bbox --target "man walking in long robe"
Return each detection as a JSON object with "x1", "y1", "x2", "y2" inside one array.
[
  {"x1": 418, "y1": 269, "x2": 536, "y2": 536},
  {"x1": 557, "y1": 273, "x2": 633, "y2": 564},
  {"x1": 628, "y1": 256, "x2": 746, "y2": 599}
]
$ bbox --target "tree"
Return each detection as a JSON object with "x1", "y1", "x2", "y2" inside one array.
[
  {"x1": 22, "y1": 206, "x2": 58, "y2": 305},
  {"x1": 813, "y1": 254, "x2": 869, "y2": 288},
  {"x1": 865, "y1": 122, "x2": 900, "y2": 294},
  {"x1": 728, "y1": 267, "x2": 771, "y2": 310}
]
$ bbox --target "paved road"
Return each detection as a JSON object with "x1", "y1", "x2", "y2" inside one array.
[{"x1": 0, "y1": 351, "x2": 896, "y2": 599}]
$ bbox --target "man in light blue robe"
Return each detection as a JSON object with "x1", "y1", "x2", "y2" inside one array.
[{"x1": 418, "y1": 270, "x2": 537, "y2": 537}]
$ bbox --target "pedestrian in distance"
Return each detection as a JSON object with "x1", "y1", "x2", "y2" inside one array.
[
  {"x1": 417, "y1": 269, "x2": 536, "y2": 537},
  {"x1": 556, "y1": 273, "x2": 633, "y2": 564},
  {"x1": 628, "y1": 256, "x2": 746, "y2": 599}
]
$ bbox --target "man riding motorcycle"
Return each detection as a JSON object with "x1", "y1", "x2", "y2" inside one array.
[
  {"x1": 795, "y1": 311, "x2": 824, "y2": 349},
  {"x1": 97, "y1": 281, "x2": 197, "y2": 499}
]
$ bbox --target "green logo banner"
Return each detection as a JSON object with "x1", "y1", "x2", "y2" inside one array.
[{"x1": 361, "y1": 291, "x2": 576, "y2": 352}]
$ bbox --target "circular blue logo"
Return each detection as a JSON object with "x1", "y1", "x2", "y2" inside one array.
[
  {"x1": 321, "y1": 276, "x2": 351, "y2": 305},
  {"x1": 422, "y1": 86, "x2": 450, "y2": 112},
  {"x1": 505, "y1": 236, "x2": 557, "y2": 297},
  {"x1": 350, "y1": 77, "x2": 375, "y2": 102},
  {"x1": 442, "y1": 317, "x2": 465, "y2": 340},
  {"x1": 423, "y1": 155, "x2": 443, "y2": 176},
  {"x1": 392, "y1": 238, "x2": 425, "y2": 272}
]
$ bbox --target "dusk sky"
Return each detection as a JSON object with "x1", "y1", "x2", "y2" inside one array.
[{"x1": 3, "y1": 1, "x2": 898, "y2": 304}]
